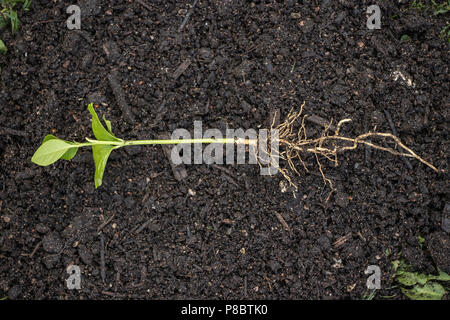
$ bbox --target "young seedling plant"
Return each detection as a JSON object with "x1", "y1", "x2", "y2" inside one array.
[
  {"x1": 31, "y1": 103, "x2": 255, "y2": 188},
  {"x1": 32, "y1": 103, "x2": 439, "y2": 193}
]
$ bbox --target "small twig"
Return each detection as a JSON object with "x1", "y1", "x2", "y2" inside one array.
[
  {"x1": 32, "y1": 19, "x2": 64, "y2": 26},
  {"x1": 134, "y1": 219, "x2": 152, "y2": 234},
  {"x1": 264, "y1": 274, "x2": 273, "y2": 292},
  {"x1": 97, "y1": 213, "x2": 116, "y2": 233},
  {"x1": 363, "y1": 117, "x2": 371, "y2": 165},
  {"x1": 178, "y1": 0, "x2": 199, "y2": 32},
  {"x1": 99, "y1": 233, "x2": 106, "y2": 283},
  {"x1": 114, "y1": 271, "x2": 120, "y2": 292},
  {"x1": 173, "y1": 58, "x2": 192, "y2": 80},
  {"x1": 107, "y1": 70, "x2": 135, "y2": 124},
  {"x1": 135, "y1": 0, "x2": 153, "y2": 11},
  {"x1": 101, "y1": 290, "x2": 126, "y2": 298},
  {"x1": 274, "y1": 212, "x2": 291, "y2": 232},
  {"x1": 0, "y1": 126, "x2": 27, "y2": 137},
  {"x1": 333, "y1": 233, "x2": 352, "y2": 248},
  {"x1": 29, "y1": 241, "x2": 42, "y2": 258},
  {"x1": 383, "y1": 110, "x2": 413, "y2": 170}
]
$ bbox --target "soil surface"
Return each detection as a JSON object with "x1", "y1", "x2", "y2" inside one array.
[{"x1": 0, "y1": 0, "x2": 448, "y2": 299}]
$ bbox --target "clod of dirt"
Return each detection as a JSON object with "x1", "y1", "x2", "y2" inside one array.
[
  {"x1": 81, "y1": 53, "x2": 94, "y2": 71},
  {"x1": 87, "y1": 92, "x2": 107, "y2": 105},
  {"x1": 62, "y1": 209, "x2": 97, "y2": 243},
  {"x1": 103, "y1": 41, "x2": 122, "y2": 64},
  {"x1": 35, "y1": 224, "x2": 50, "y2": 234},
  {"x1": 442, "y1": 203, "x2": 450, "y2": 234},
  {"x1": 232, "y1": 59, "x2": 253, "y2": 78},
  {"x1": 317, "y1": 234, "x2": 331, "y2": 251},
  {"x1": 8, "y1": 285, "x2": 21, "y2": 300},
  {"x1": 402, "y1": 246, "x2": 428, "y2": 272},
  {"x1": 78, "y1": 244, "x2": 93, "y2": 265},
  {"x1": 428, "y1": 232, "x2": 450, "y2": 274},
  {"x1": 42, "y1": 232, "x2": 63, "y2": 254},
  {"x1": 78, "y1": 0, "x2": 101, "y2": 16},
  {"x1": 42, "y1": 255, "x2": 60, "y2": 270}
]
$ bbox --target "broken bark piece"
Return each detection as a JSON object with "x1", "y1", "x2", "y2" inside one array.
[
  {"x1": 333, "y1": 233, "x2": 352, "y2": 248},
  {"x1": 0, "y1": 127, "x2": 28, "y2": 137},
  {"x1": 99, "y1": 233, "x2": 106, "y2": 282},
  {"x1": 107, "y1": 70, "x2": 135, "y2": 124},
  {"x1": 274, "y1": 212, "x2": 291, "y2": 232},
  {"x1": 173, "y1": 58, "x2": 192, "y2": 80},
  {"x1": 159, "y1": 132, "x2": 188, "y2": 181}
]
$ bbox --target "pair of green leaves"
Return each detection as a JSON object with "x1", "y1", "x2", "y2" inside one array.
[
  {"x1": 31, "y1": 103, "x2": 122, "y2": 188},
  {"x1": 88, "y1": 103, "x2": 122, "y2": 188},
  {"x1": 393, "y1": 260, "x2": 450, "y2": 300}
]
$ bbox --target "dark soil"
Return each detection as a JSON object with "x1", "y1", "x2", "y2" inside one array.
[{"x1": 0, "y1": 0, "x2": 449, "y2": 299}]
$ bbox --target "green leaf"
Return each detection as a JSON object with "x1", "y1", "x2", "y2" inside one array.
[
  {"x1": 23, "y1": 0, "x2": 32, "y2": 11},
  {"x1": 92, "y1": 144, "x2": 115, "y2": 188},
  {"x1": 0, "y1": 40, "x2": 7, "y2": 55},
  {"x1": 428, "y1": 269, "x2": 450, "y2": 282},
  {"x1": 103, "y1": 115, "x2": 113, "y2": 134},
  {"x1": 392, "y1": 260, "x2": 400, "y2": 272},
  {"x1": 401, "y1": 282, "x2": 446, "y2": 300},
  {"x1": 416, "y1": 273, "x2": 428, "y2": 285},
  {"x1": 400, "y1": 34, "x2": 412, "y2": 41},
  {"x1": 31, "y1": 139, "x2": 77, "y2": 166},
  {"x1": 42, "y1": 134, "x2": 78, "y2": 160},
  {"x1": 417, "y1": 235, "x2": 425, "y2": 245},
  {"x1": 88, "y1": 103, "x2": 120, "y2": 142},
  {"x1": 396, "y1": 271, "x2": 419, "y2": 286}
]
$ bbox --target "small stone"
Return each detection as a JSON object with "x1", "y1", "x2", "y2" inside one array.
[
  {"x1": 269, "y1": 261, "x2": 281, "y2": 272},
  {"x1": 81, "y1": 53, "x2": 93, "y2": 70},
  {"x1": 42, "y1": 255, "x2": 60, "y2": 269},
  {"x1": 87, "y1": 92, "x2": 107, "y2": 105},
  {"x1": 78, "y1": 244, "x2": 93, "y2": 265},
  {"x1": 317, "y1": 234, "x2": 331, "y2": 251},
  {"x1": 335, "y1": 192, "x2": 350, "y2": 208},
  {"x1": 35, "y1": 223, "x2": 50, "y2": 234},
  {"x1": 198, "y1": 48, "x2": 213, "y2": 61},
  {"x1": 264, "y1": 60, "x2": 274, "y2": 74},
  {"x1": 8, "y1": 285, "x2": 21, "y2": 300},
  {"x1": 103, "y1": 41, "x2": 121, "y2": 64},
  {"x1": 311, "y1": 246, "x2": 322, "y2": 256},
  {"x1": 42, "y1": 232, "x2": 63, "y2": 254}
]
